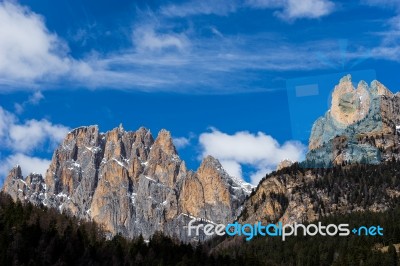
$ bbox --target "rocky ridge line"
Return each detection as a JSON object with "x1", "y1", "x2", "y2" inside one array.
[{"x1": 2, "y1": 125, "x2": 253, "y2": 242}]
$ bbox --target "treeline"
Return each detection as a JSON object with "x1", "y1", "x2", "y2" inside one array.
[
  {"x1": 1, "y1": 160, "x2": 400, "y2": 265},
  {"x1": 0, "y1": 192, "x2": 239, "y2": 266},
  {"x1": 1, "y1": 188, "x2": 399, "y2": 266}
]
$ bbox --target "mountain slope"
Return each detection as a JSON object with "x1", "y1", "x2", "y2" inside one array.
[{"x1": 239, "y1": 161, "x2": 400, "y2": 225}]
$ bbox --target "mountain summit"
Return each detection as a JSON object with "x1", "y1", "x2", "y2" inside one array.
[
  {"x1": 307, "y1": 75, "x2": 400, "y2": 166},
  {"x1": 2, "y1": 125, "x2": 252, "y2": 242}
]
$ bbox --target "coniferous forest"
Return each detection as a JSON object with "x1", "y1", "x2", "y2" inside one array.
[
  {"x1": 1, "y1": 190, "x2": 399, "y2": 265},
  {"x1": 1, "y1": 161, "x2": 400, "y2": 265},
  {"x1": 0, "y1": 192, "x2": 238, "y2": 265}
]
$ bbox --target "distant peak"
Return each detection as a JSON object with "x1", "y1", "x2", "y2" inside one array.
[
  {"x1": 199, "y1": 155, "x2": 223, "y2": 170},
  {"x1": 276, "y1": 159, "x2": 293, "y2": 171},
  {"x1": 152, "y1": 129, "x2": 177, "y2": 155},
  {"x1": 13, "y1": 164, "x2": 22, "y2": 172},
  {"x1": 158, "y1": 128, "x2": 171, "y2": 135},
  {"x1": 357, "y1": 80, "x2": 368, "y2": 89},
  {"x1": 370, "y1": 79, "x2": 393, "y2": 97},
  {"x1": 68, "y1": 125, "x2": 99, "y2": 135},
  {"x1": 9, "y1": 165, "x2": 23, "y2": 179},
  {"x1": 156, "y1": 129, "x2": 172, "y2": 140},
  {"x1": 137, "y1": 126, "x2": 150, "y2": 134},
  {"x1": 339, "y1": 74, "x2": 352, "y2": 83}
]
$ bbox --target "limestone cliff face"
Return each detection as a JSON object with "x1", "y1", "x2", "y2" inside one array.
[
  {"x1": 307, "y1": 75, "x2": 400, "y2": 166},
  {"x1": 2, "y1": 125, "x2": 252, "y2": 242}
]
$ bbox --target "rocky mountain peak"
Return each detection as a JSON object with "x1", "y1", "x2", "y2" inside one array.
[
  {"x1": 330, "y1": 75, "x2": 371, "y2": 128},
  {"x1": 2, "y1": 165, "x2": 23, "y2": 194},
  {"x1": 2, "y1": 125, "x2": 252, "y2": 242},
  {"x1": 198, "y1": 155, "x2": 223, "y2": 172},
  {"x1": 152, "y1": 129, "x2": 177, "y2": 156},
  {"x1": 2, "y1": 165, "x2": 45, "y2": 204},
  {"x1": 371, "y1": 80, "x2": 393, "y2": 97},
  {"x1": 8, "y1": 165, "x2": 22, "y2": 179},
  {"x1": 307, "y1": 75, "x2": 400, "y2": 166},
  {"x1": 66, "y1": 125, "x2": 100, "y2": 145},
  {"x1": 276, "y1": 159, "x2": 293, "y2": 171}
]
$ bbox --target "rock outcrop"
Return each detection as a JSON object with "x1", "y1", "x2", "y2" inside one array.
[
  {"x1": 276, "y1": 159, "x2": 293, "y2": 171},
  {"x1": 307, "y1": 75, "x2": 400, "y2": 166},
  {"x1": 2, "y1": 125, "x2": 252, "y2": 242}
]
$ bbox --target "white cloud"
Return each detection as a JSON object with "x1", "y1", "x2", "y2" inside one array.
[
  {"x1": 245, "y1": 0, "x2": 282, "y2": 8},
  {"x1": 199, "y1": 129, "x2": 306, "y2": 165},
  {"x1": 361, "y1": 0, "x2": 400, "y2": 9},
  {"x1": 245, "y1": 0, "x2": 335, "y2": 20},
  {"x1": 72, "y1": 35, "x2": 336, "y2": 93},
  {"x1": 133, "y1": 24, "x2": 189, "y2": 52},
  {"x1": 9, "y1": 119, "x2": 69, "y2": 153},
  {"x1": 28, "y1": 91, "x2": 44, "y2": 105},
  {"x1": 0, "y1": 106, "x2": 69, "y2": 153},
  {"x1": 199, "y1": 129, "x2": 306, "y2": 185},
  {"x1": 282, "y1": 0, "x2": 335, "y2": 20},
  {"x1": 14, "y1": 91, "x2": 44, "y2": 114},
  {"x1": 0, "y1": 2, "x2": 94, "y2": 90},
  {"x1": 360, "y1": 0, "x2": 400, "y2": 62},
  {"x1": 371, "y1": 46, "x2": 400, "y2": 61},
  {"x1": 0, "y1": 107, "x2": 14, "y2": 139},
  {"x1": 161, "y1": 0, "x2": 335, "y2": 21},
  {"x1": 0, "y1": 106, "x2": 69, "y2": 183},
  {"x1": 173, "y1": 136, "x2": 191, "y2": 149},
  {"x1": 160, "y1": 0, "x2": 239, "y2": 17},
  {"x1": 1, "y1": 1, "x2": 394, "y2": 94},
  {"x1": 14, "y1": 103, "x2": 24, "y2": 114},
  {"x1": 0, "y1": 2, "x2": 70, "y2": 81},
  {"x1": 0, "y1": 153, "x2": 51, "y2": 178},
  {"x1": 250, "y1": 167, "x2": 273, "y2": 186},
  {"x1": 369, "y1": 15, "x2": 400, "y2": 61},
  {"x1": 219, "y1": 159, "x2": 243, "y2": 180},
  {"x1": 0, "y1": 2, "x2": 356, "y2": 94}
]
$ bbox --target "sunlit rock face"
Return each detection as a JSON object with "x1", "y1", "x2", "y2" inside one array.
[
  {"x1": 307, "y1": 75, "x2": 400, "y2": 166},
  {"x1": 2, "y1": 125, "x2": 252, "y2": 242},
  {"x1": 330, "y1": 76, "x2": 371, "y2": 126}
]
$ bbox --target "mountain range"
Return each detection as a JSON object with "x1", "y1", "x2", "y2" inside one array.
[
  {"x1": 2, "y1": 125, "x2": 252, "y2": 242},
  {"x1": 2, "y1": 75, "x2": 400, "y2": 243}
]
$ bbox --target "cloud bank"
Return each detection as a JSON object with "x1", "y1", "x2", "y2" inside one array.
[
  {"x1": 0, "y1": 106, "x2": 69, "y2": 181},
  {"x1": 0, "y1": 153, "x2": 51, "y2": 179},
  {"x1": 0, "y1": 2, "x2": 69, "y2": 81},
  {"x1": 0, "y1": 1, "x2": 353, "y2": 94},
  {"x1": 0, "y1": 1, "x2": 398, "y2": 94},
  {"x1": 162, "y1": 0, "x2": 335, "y2": 20},
  {"x1": 199, "y1": 129, "x2": 306, "y2": 185}
]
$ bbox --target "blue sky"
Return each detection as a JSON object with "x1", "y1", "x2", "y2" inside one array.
[{"x1": 0, "y1": 0, "x2": 400, "y2": 185}]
